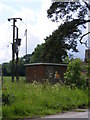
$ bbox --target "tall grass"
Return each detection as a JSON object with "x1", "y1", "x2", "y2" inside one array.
[{"x1": 2, "y1": 77, "x2": 88, "y2": 119}]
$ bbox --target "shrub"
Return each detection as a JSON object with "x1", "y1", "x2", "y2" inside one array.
[
  {"x1": 64, "y1": 58, "x2": 87, "y2": 89},
  {"x1": 2, "y1": 92, "x2": 15, "y2": 106}
]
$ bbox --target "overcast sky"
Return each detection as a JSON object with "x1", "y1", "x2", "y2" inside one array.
[{"x1": 0, "y1": 0, "x2": 87, "y2": 64}]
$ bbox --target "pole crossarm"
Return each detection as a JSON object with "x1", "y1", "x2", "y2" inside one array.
[{"x1": 8, "y1": 18, "x2": 22, "y2": 21}]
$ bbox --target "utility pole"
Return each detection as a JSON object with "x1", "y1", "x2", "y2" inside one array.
[
  {"x1": 16, "y1": 27, "x2": 19, "y2": 81},
  {"x1": 15, "y1": 26, "x2": 21, "y2": 81},
  {"x1": 8, "y1": 18, "x2": 22, "y2": 82}
]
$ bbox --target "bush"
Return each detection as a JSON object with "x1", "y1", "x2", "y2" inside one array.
[
  {"x1": 64, "y1": 58, "x2": 87, "y2": 89},
  {"x1": 2, "y1": 92, "x2": 15, "y2": 106}
]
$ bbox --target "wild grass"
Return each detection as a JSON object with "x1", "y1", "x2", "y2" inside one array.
[{"x1": 2, "y1": 76, "x2": 88, "y2": 119}]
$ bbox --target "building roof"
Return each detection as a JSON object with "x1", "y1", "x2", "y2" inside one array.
[{"x1": 25, "y1": 63, "x2": 67, "y2": 67}]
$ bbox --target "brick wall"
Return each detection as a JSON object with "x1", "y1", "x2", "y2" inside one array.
[
  {"x1": 85, "y1": 49, "x2": 90, "y2": 62},
  {"x1": 25, "y1": 63, "x2": 67, "y2": 83},
  {"x1": 26, "y1": 65, "x2": 46, "y2": 82}
]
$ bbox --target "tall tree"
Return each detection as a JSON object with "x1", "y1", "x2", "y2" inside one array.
[
  {"x1": 29, "y1": 1, "x2": 90, "y2": 63},
  {"x1": 42, "y1": 23, "x2": 79, "y2": 63},
  {"x1": 23, "y1": 54, "x2": 32, "y2": 64},
  {"x1": 47, "y1": 1, "x2": 90, "y2": 46},
  {"x1": 30, "y1": 44, "x2": 45, "y2": 63}
]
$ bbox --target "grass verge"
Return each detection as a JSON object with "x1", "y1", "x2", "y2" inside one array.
[{"x1": 2, "y1": 76, "x2": 88, "y2": 119}]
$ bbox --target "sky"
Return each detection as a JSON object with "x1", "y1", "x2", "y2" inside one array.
[{"x1": 0, "y1": 0, "x2": 87, "y2": 64}]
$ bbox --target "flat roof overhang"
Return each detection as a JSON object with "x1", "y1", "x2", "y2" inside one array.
[{"x1": 24, "y1": 63, "x2": 67, "y2": 67}]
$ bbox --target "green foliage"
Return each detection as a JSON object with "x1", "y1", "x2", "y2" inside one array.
[
  {"x1": 18, "y1": 58, "x2": 25, "y2": 76},
  {"x1": 30, "y1": 44, "x2": 45, "y2": 63},
  {"x1": 30, "y1": 2, "x2": 90, "y2": 63},
  {"x1": 42, "y1": 29, "x2": 69, "y2": 63},
  {"x1": 47, "y1": 1, "x2": 90, "y2": 51},
  {"x1": 64, "y1": 59, "x2": 87, "y2": 88},
  {"x1": 2, "y1": 63, "x2": 11, "y2": 76},
  {"x1": 22, "y1": 54, "x2": 32, "y2": 64},
  {"x1": 29, "y1": 2, "x2": 90, "y2": 63},
  {"x1": 2, "y1": 54, "x2": 32, "y2": 76},
  {"x1": 47, "y1": 2, "x2": 88, "y2": 22},
  {"x1": 63, "y1": 55, "x2": 74, "y2": 64},
  {"x1": 31, "y1": 22, "x2": 80, "y2": 63},
  {"x1": 2, "y1": 77, "x2": 88, "y2": 119},
  {"x1": 2, "y1": 92, "x2": 15, "y2": 106}
]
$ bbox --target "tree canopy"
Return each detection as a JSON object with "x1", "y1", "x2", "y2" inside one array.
[
  {"x1": 30, "y1": 1, "x2": 90, "y2": 63},
  {"x1": 30, "y1": 44, "x2": 45, "y2": 63},
  {"x1": 42, "y1": 22, "x2": 79, "y2": 63},
  {"x1": 2, "y1": 54, "x2": 32, "y2": 76},
  {"x1": 47, "y1": 1, "x2": 89, "y2": 21},
  {"x1": 47, "y1": 1, "x2": 90, "y2": 45}
]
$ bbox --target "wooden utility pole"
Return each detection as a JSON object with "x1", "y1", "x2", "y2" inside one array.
[
  {"x1": 16, "y1": 27, "x2": 19, "y2": 81},
  {"x1": 15, "y1": 26, "x2": 21, "y2": 82},
  {"x1": 8, "y1": 18, "x2": 22, "y2": 82}
]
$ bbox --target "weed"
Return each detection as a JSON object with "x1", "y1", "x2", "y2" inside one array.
[{"x1": 2, "y1": 76, "x2": 88, "y2": 119}]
